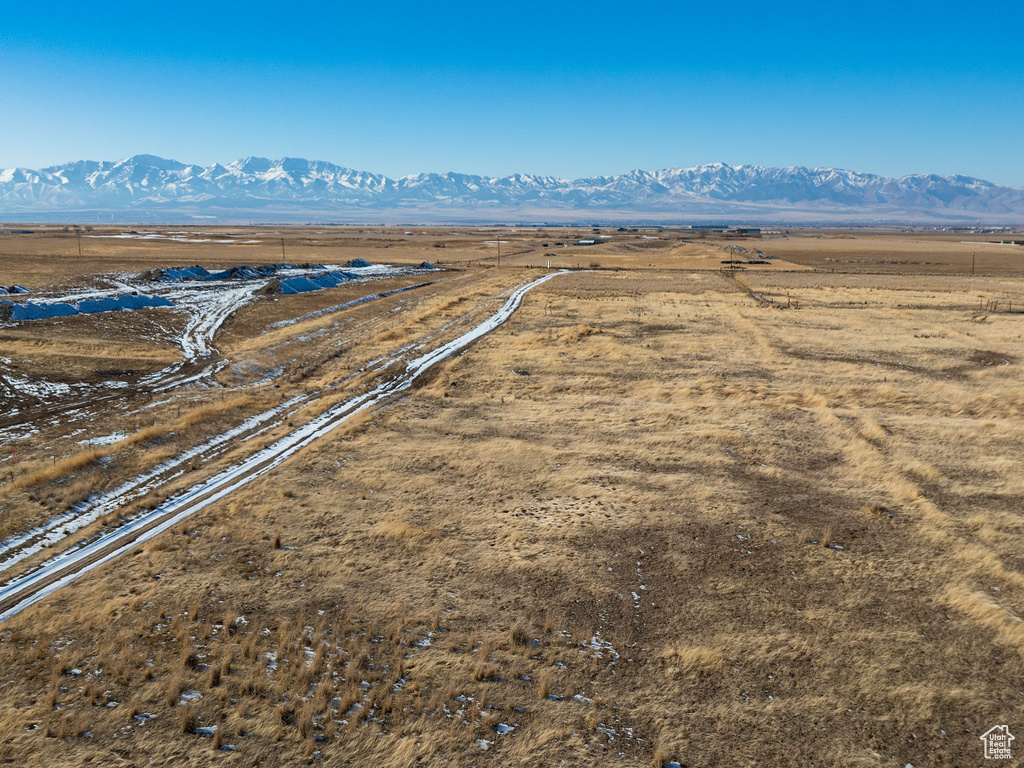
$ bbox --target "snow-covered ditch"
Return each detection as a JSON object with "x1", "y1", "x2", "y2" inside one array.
[{"x1": 1, "y1": 263, "x2": 439, "y2": 429}]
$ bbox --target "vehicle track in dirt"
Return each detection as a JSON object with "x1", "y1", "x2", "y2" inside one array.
[
  {"x1": 0, "y1": 278, "x2": 444, "y2": 440},
  {"x1": 0, "y1": 272, "x2": 567, "y2": 622}
]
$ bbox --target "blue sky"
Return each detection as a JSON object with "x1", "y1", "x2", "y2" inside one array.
[{"x1": 1, "y1": 0, "x2": 1022, "y2": 184}]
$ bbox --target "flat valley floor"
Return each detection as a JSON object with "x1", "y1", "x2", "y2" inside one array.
[{"x1": 1, "y1": 227, "x2": 1023, "y2": 767}]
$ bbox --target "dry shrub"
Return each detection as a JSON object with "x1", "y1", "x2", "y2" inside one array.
[
  {"x1": 658, "y1": 645, "x2": 725, "y2": 674},
  {"x1": 13, "y1": 448, "x2": 108, "y2": 489},
  {"x1": 165, "y1": 669, "x2": 185, "y2": 707},
  {"x1": 241, "y1": 633, "x2": 258, "y2": 660},
  {"x1": 66, "y1": 478, "x2": 97, "y2": 506},
  {"x1": 473, "y1": 662, "x2": 500, "y2": 681},
  {"x1": 178, "y1": 705, "x2": 199, "y2": 734},
  {"x1": 858, "y1": 417, "x2": 889, "y2": 441},
  {"x1": 124, "y1": 424, "x2": 169, "y2": 447},
  {"x1": 372, "y1": 520, "x2": 436, "y2": 542},
  {"x1": 510, "y1": 625, "x2": 532, "y2": 648},
  {"x1": 543, "y1": 612, "x2": 554, "y2": 633},
  {"x1": 57, "y1": 711, "x2": 87, "y2": 739},
  {"x1": 297, "y1": 703, "x2": 314, "y2": 740},
  {"x1": 335, "y1": 406, "x2": 376, "y2": 437},
  {"x1": 537, "y1": 671, "x2": 551, "y2": 699},
  {"x1": 179, "y1": 396, "x2": 255, "y2": 428},
  {"x1": 558, "y1": 324, "x2": 602, "y2": 344},
  {"x1": 965, "y1": 514, "x2": 990, "y2": 531},
  {"x1": 861, "y1": 504, "x2": 889, "y2": 517}
]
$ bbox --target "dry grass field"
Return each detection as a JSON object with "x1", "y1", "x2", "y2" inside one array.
[
  {"x1": 0, "y1": 224, "x2": 813, "y2": 287},
  {"x1": 1, "y1": 227, "x2": 1023, "y2": 767},
  {"x1": 754, "y1": 229, "x2": 1024, "y2": 276}
]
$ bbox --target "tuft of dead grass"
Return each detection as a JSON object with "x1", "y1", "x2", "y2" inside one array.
[{"x1": 657, "y1": 645, "x2": 725, "y2": 674}]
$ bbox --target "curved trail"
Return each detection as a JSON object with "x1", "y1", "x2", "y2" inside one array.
[
  {"x1": 0, "y1": 272, "x2": 567, "y2": 623},
  {"x1": 0, "y1": 278, "x2": 442, "y2": 439},
  {"x1": 179, "y1": 285, "x2": 255, "y2": 360}
]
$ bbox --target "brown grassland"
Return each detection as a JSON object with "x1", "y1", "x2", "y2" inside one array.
[{"x1": 1, "y1": 226, "x2": 1023, "y2": 767}]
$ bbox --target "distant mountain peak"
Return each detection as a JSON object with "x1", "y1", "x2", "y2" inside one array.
[
  {"x1": 120, "y1": 154, "x2": 187, "y2": 170},
  {"x1": 0, "y1": 156, "x2": 1021, "y2": 224}
]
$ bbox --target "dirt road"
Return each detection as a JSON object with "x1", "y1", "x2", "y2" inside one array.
[{"x1": 0, "y1": 272, "x2": 567, "y2": 622}]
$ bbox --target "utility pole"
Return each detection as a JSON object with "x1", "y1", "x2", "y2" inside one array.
[
  {"x1": 77, "y1": 229, "x2": 82, "y2": 258},
  {"x1": 972, "y1": 251, "x2": 975, "y2": 276},
  {"x1": 497, "y1": 236, "x2": 501, "y2": 268},
  {"x1": 281, "y1": 238, "x2": 286, "y2": 261}
]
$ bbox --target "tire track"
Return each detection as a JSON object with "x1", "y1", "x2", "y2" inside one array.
[
  {"x1": 0, "y1": 271, "x2": 568, "y2": 623},
  {"x1": 0, "y1": 393, "x2": 313, "y2": 575}
]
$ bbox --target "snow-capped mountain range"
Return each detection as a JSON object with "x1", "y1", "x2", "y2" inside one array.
[{"x1": 1, "y1": 155, "x2": 1022, "y2": 223}]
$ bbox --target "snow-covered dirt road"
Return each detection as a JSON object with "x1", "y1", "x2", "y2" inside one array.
[
  {"x1": 175, "y1": 284, "x2": 255, "y2": 360},
  {"x1": 0, "y1": 394, "x2": 311, "y2": 577},
  {"x1": 0, "y1": 271, "x2": 567, "y2": 623}
]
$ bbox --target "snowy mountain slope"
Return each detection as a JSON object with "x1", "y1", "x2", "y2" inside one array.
[{"x1": 1, "y1": 155, "x2": 1022, "y2": 222}]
